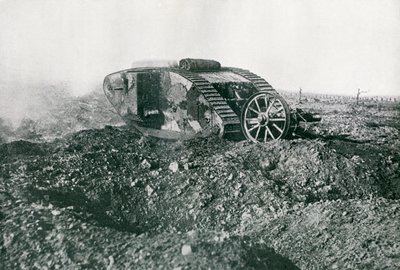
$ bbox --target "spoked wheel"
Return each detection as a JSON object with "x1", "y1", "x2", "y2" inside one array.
[{"x1": 241, "y1": 92, "x2": 291, "y2": 143}]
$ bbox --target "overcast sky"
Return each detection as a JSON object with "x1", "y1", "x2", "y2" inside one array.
[{"x1": 0, "y1": 0, "x2": 399, "y2": 96}]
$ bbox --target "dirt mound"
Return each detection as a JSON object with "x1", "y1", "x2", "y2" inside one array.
[
  {"x1": 0, "y1": 140, "x2": 49, "y2": 163},
  {"x1": 1, "y1": 197, "x2": 299, "y2": 269},
  {"x1": 249, "y1": 198, "x2": 400, "y2": 269},
  {"x1": 1, "y1": 96, "x2": 400, "y2": 269},
  {"x1": 13, "y1": 127, "x2": 394, "y2": 236}
]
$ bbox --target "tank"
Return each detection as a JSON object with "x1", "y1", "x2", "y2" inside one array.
[{"x1": 103, "y1": 58, "x2": 320, "y2": 142}]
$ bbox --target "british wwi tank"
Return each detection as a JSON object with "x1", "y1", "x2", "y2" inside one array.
[{"x1": 103, "y1": 58, "x2": 320, "y2": 142}]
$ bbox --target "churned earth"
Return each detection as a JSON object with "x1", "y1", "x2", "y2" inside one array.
[{"x1": 1, "y1": 89, "x2": 399, "y2": 269}]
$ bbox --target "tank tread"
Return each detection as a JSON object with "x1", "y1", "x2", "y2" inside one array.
[
  {"x1": 213, "y1": 105, "x2": 232, "y2": 110},
  {"x1": 224, "y1": 118, "x2": 241, "y2": 124},
  {"x1": 204, "y1": 95, "x2": 223, "y2": 100},
  {"x1": 200, "y1": 85, "x2": 215, "y2": 89},
  {"x1": 207, "y1": 97, "x2": 226, "y2": 102},
  {"x1": 219, "y1": 112, "x2": 238, "y2": 117},
  {"x1": 194, "y1": 82, "x2": 210, "y2": 86},
  {"x1": 218, "y1": 109, "x2": 235, "y2": 114},
  {"x1": 172, "y1": 68, "x2": 242, "y2": 135},
  {"x1": 228, "y1": 68, "x2": 277, "y2": 93},
  {"x1": 201, "y1": 89, "x2": 219, "y2": 94},
  {"x1": 211, "y1": 101, "x2": 230, "y2": 106},
  {"x1": 202, "y1": 91, "x2": 220, "y2": 95},
  {"x1": 223, "y1": 120, "x2": 242, "y2": 135}
]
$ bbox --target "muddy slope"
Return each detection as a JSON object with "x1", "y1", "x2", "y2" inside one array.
[{"x1": 1, "y1": 93, "x2": 399, "y2": 269}]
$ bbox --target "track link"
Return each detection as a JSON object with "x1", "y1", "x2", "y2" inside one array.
[{"x1": 229, "y1": 68, "x2": 276, "y2": 92}]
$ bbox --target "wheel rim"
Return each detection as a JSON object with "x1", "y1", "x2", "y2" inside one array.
[{"x1": 241, "y1": 92, "x2": 290, "y2": 142}]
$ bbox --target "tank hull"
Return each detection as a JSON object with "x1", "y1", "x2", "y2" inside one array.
[{"x1": 103, "y1": 59, "x2": 295, "y2": 141}]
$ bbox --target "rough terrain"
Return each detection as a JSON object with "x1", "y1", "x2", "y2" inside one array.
[{"x1": 1, "y1": 89, "x2": 399, "y2": 269}]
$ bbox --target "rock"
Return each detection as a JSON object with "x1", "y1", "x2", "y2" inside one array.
[
  {"x1": 140, "y1": 159, "x2": 151, "y2": 169},
  {"x1": 106, "y1": 256, "x2": 114, "y2": 270},
  {"x1": 187, "y1": 230, "x2": 197, "y2": 238},
  {"x1": 3, "y1": 233, "x2": 14, "y2": 247},
  {"x1": 150, "y1": 170, "x2": 159, "y2": 177},
  {"x1": 260, "y1": 158, "x2": 276, "y2": 171},
  {"x1": 145, "y1": 185, "x2": 154, "y2": 196},
  {"x1": 315, "y1": 180, "x2": 324, "y2": 187},
  {"x1": 51, "y1": 210, "x2": 61, "y2": 216},
  {"x1": 181, "y1": 244, "x2": 192, "y2": 256},
  {"x1": 169, "y1": 161, "x2": 179, "y2": 173}
]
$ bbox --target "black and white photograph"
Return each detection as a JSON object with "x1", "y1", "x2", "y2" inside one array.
[{"x1": 1, "y1": 0, "x2": 399, "y2": 269}]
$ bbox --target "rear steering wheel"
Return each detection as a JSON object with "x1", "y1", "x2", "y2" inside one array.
[{"x1": 240, "y1": 92, "x2": 291, "y2": 142}]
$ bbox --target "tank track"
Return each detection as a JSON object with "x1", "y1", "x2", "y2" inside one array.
[
  {"x1": 172, "y1": 69, "x2": 242, "y2": 135},
  {"x1": 228, "y1": 68, "x2": 276, "y2": 93}
]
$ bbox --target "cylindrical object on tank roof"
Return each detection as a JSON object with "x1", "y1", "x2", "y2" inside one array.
[{"x1": 179, "y1": 58, "x2": 221, "y2": 71}]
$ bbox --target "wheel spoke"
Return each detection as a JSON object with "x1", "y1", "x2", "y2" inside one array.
[
  {"x1": 254, "y1": 98, "x2": 261, "y2": 112},
  {"x1": 255, "y1": 126, "x2": 261, "y2": 140},
  {"x1": 266, "y1": 98, "x2": 276, "y2": 114},
  {"x1": 266, "y1": 126, "x2": 275, "y2": 140},
  {"x1": 264, "y1": 127, "x2": 268, "y2": 142},
  {"x1": 246, "y1": 118, "x2": 259, "y2": 124},
  {"x1": 264, "y1": 95, "x2": 269, "y2": 112},
  {"x1": 269, "y1": 118, "x2": 286, "y2": 122},
  {"x1": 272, "y1": 123, "x2": 283, "y2": 133},
  {"x1": 273, "y1": 106, "x2": 284, "y2": 114},
  {"x1": 248, "y1": 123, "x2": 260, "y2": 132},
  {"x1": 248, "y1": 107, "x2": 260, "y2": 115}
]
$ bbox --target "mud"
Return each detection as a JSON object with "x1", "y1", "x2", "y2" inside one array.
[{"x1": 1, "y1": 89, "x2": 399, "y2": 269}]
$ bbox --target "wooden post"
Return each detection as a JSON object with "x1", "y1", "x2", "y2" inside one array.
[
  {"x1": 298, "y1": 87, "x2": 302, "y2": 104},
  {"x1": 356, "y1": 89, "x2": 367, "y2": 105}
]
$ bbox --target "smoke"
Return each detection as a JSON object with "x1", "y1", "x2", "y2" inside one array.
[
  {"x1": 0, "y1": 78, "x2": 122, "y2": 143},
  {"x1": 0, "y1": 79, "x2": 71, "y2": 127}
]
